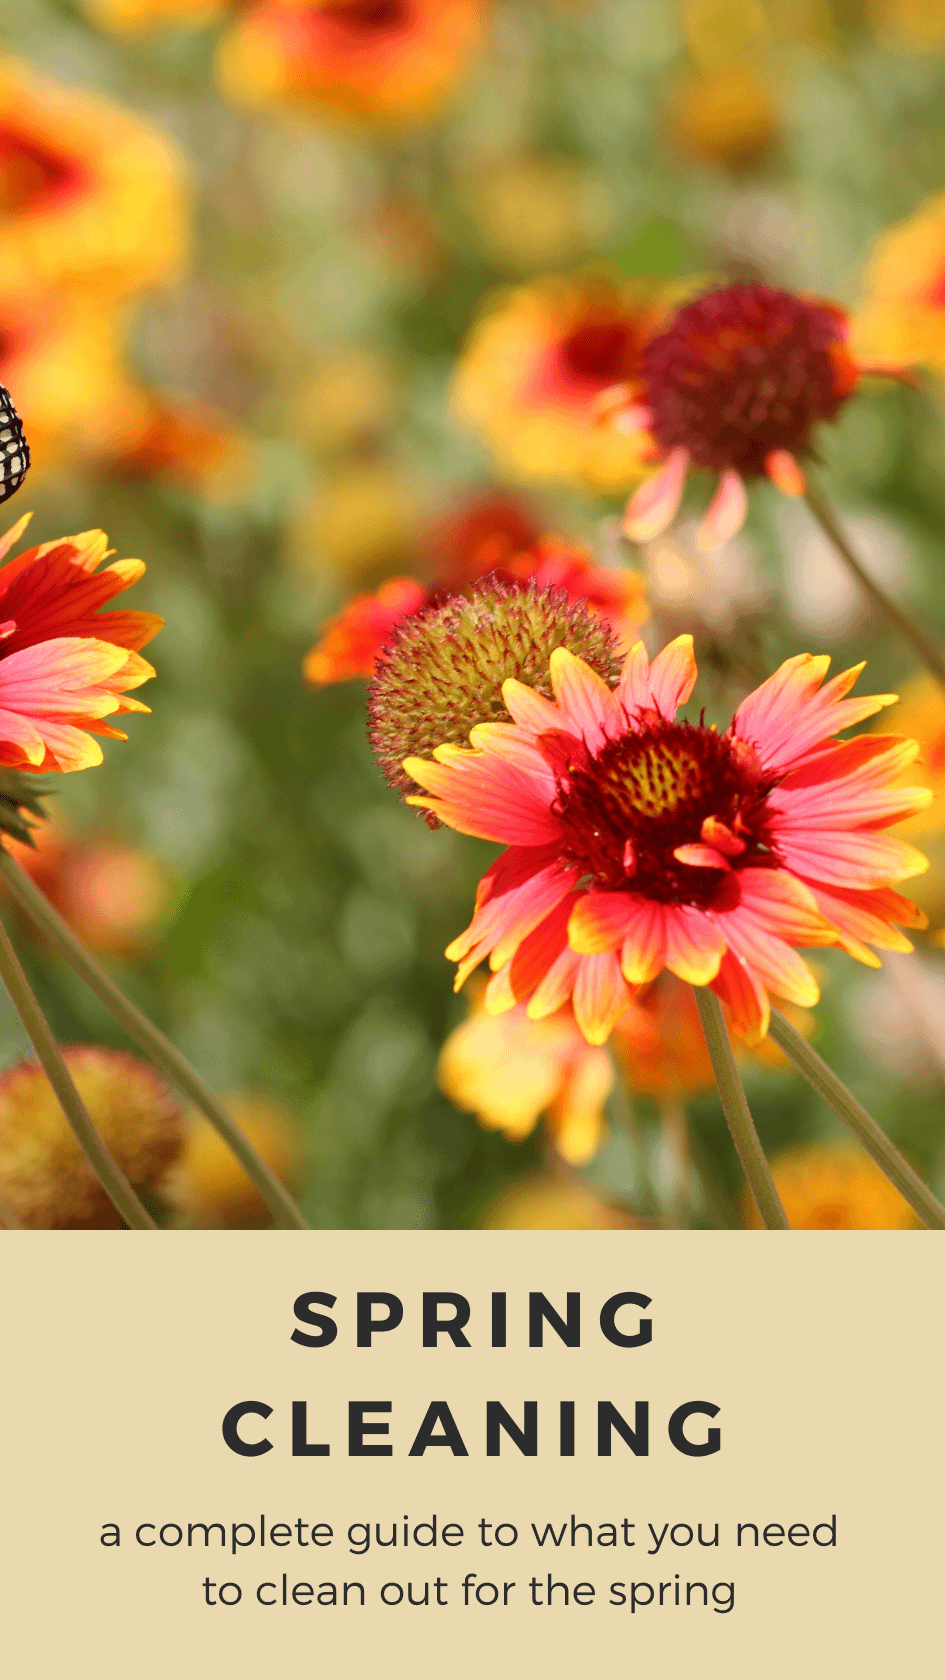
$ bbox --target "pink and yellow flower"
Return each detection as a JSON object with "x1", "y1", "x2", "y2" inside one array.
[
  {"x1": 405, "y1": 635, "x2": 930, "y2": 1045},
  {"x1": 0, "y1": 516, "x2": 160, "y2": 773},
  {"x1": 451, "y1": 273, "x2": 672, "y2": 491},
  {"x1": 0, "y1": 54, "x2": 187, "y2": 311},
  {"x1": 617, "y1": 281, "x2": 903, "y2": 551},
  {"x1": 854, "y1": 193, "x2": 945, "y2": 377},
  {"x1": 216, "y1": 1, "x2": 486, "y2": 125},
  {"x1": 305, "y1": 533, "x2": 647, "y2": 686}
]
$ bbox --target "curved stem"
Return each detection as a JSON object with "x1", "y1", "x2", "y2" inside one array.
[
  {"x1": 804, "y1": 479, "x2": 945, "y2": 691},
  {"x1": 0, "y1": 852, "x2": 310, "y2": 1232},
  {"x1": 0, "y1": 913, "x2": 155, "y2": 1230},
  {"x1": 768, "y1": 1008, "x2": 945, "y2": 1230},
  {"x1": 693, "y1": 987, "x2": 790, "y2": 1230}
]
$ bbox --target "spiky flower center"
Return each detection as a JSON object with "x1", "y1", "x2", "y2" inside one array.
[
  {"x1": 551, "y1": 714, "x2": 776, "y2": 906},
  {"x1": 642, "y1": 281, "x2": 857, "y2": 477},
  {"x1": 369, "y1": 580, "x2": 623, "y2": 799}
]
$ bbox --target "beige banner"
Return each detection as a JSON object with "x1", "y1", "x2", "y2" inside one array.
[{"x1": 1, "y1": 1231, "x2": 940, "y2": 1677}]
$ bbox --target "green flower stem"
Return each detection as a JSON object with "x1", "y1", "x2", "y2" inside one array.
[
  {"x1": 0, "y1": 851, "x2": 311, "y2": 1232},
  {"x1": 659, "y1": 1097, "x2": 691, "y2": 1229},
  {"x1": 0, "y1": 912, "x2": 155, "y2": 1231},
  {"x1": 768, "y1": 1008, "x2": 945, "y2": 1230},
  {"x1": 804, "y1": 479, "x2": 945, "y2": 692},
  {"x1": 694, "y1": 987, "x2": 790, "y2": 1230}
]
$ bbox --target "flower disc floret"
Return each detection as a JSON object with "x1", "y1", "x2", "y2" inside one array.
[
  {"x1": 643, "y1": 281, "x2": 857, "y2": 477},
  {"x1": 368, "y1": 579, "x2": 623, "y2": 797}
]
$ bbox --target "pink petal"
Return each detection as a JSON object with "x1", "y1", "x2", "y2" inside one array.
[
  {"x1": 623, "y1": 447, "x2": 689, "y2": 543},
  {"x1": 571, "y1": 952, "x2": 631, "y2": 1045},
  {"x1": 647, "y1": 633, "x2": 698, "y2": 718},
  {"x1": 662, "y1": 903, "x2": 726, "y2": 985},
  {"x1": 404, "y1": 745, "x2": 563, "y2": 845},
  {"x1": 567, "y1": 892, "x2": 636, "y2": 954},
  {"x1": 696, "y1": 470, "x2": 747, "y2": 551},
  {"x1": 548, "y1": 648, "x2": 621, "y2": 749},
  {"x1": 710, "y1": 950, "x2": 769, "y2": 1044},
  {"x1": 500, "y1": 678, "x2": 566, "y2": 735},
  {"x1": 619, "y1": 898, "x2": 666, "y2": 984}
]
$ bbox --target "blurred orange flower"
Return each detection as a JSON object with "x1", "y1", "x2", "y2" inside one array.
[
  {"x1": 166, "y1": 1094, "x2": 304, "y2": 1227},
  {"x1": 854, "y1": 193, "x2": 945, "y2": 375},
  {"x1": 6, "y1": 818, "x2": 171, "y2": 956},
  {"x1": 452, "y1": 274, "x2": 673, "y2": 491},
  {"x1": 0, "y1": 54, "x2": 187, "y2": 311},
  {"x1": 0, "y1": 1046, "x2": 183, "y2": 1228},
  {"x1": 480, "y1": 1173, "x2": 645, "y2": 1230},
  {"x1": 0, "y1": 517, "x2": 161, "y2": 773},
  {"x1": 743, "y1": 1143, "x2": 923, "y2": 1229},
  {"x1": 612, "y1": 974, "x2": 715, "y2": 1098},
  {"x1": 216, "y1": 0, "x2": 487, "y2": 124},
  {"x1": 664, "y1": 62, "x2": 780, "y2": 173},
  {"x1": 438, "y1": 988, "x2": 614, "y2": 1165},
  {"x1": 107, "y1": 393, "x2": 257, "y2": 502},
  {"x1": 304, "y1": 533, "x2": 647, "y2": 686}
]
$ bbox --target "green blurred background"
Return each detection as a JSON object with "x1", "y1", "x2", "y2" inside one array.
[{"x1": 1, "y1": 0, "x2": 944, "y2": 1227}]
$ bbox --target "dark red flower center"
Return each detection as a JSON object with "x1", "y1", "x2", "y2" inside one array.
[
  {"x1": 320, "y1": 0, "x2": 410, "y2": 32},
  {"x1": 559, "y1": 316, "x2": 644, "y2": 387},
  {"x1": 642, "y1": 282, "x2": 858, "y2": 477},
  {"x1": 547, "y1": 714, "x2": 777, "y2": 908},
  {"x1": 0, "y1": 127, "x2": 85, "y2": 216}
]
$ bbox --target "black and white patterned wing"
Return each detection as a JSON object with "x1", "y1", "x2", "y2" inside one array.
[{"x1": 0, "y1": 384, "x2": 29, "y2": 505}]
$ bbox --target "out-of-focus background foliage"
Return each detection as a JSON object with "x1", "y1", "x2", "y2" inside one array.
[{"x1": 2, "y1": 0, "x2": 945, "y2": 1228}]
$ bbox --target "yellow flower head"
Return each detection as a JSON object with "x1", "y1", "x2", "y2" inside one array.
[
  {"x1": 743, "y1": 1143, "x2": 923, "y2": 1229},
  {"x1": 0, "y1": 54, "x2": 188, "y2": 311},
  {"x1": 82, "y1": 0, "x2": 233, "y2": 35},
  {"x1": 438, "y1": 989, "x2": 613, "y2": 1165},
  {"x1": 0, "y1": 1047, "x2": 183, "y2": 1228},
  {"x1": 854, "y1": 193, "x2": 945, "y2": 376},
  {"x1": 166, "y1": 1094, "x2": 304, "y2": 1226},
  {"x1": 451, "y1": 272, "x2": 674, "y2": 492}
]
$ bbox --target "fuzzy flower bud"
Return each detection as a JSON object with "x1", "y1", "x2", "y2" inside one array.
[
  {"x1": 0, "y1": 1046, "x2": 183, "y2": 1228},
  {"x1": 367, "y1": 578, "x2": 623, "y2": 799}
]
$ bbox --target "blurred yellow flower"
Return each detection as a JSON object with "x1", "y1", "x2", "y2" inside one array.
[
  {"x1": 462, "y1": 154, "x2": 611, "y2": 273},
  {"x1": 83, "y1": 0, "x2": 233, "y2": 33},
  {"x1": 287, "y1": 461, "x2": 419, "y2": 579},
  {"x1": 451, "y1": 273, "x2": 671, "y2": 491},
  {"x1": 166, "y1": 1094, "x2": 304, "y2": 1227},
  {"x1": 438, "y1": 991, "x2": 614, "y2": 1165},
  {"x1": 216, "y1": 0, "x2": 487, "y2": 125},
  {"x1": 868, "y1": 0, "x2": 945, "y2": 51},
  {"x1": 0, "y1": 54, "x2": 188, "y2": 311},
  {"x1": 854, "y1": 193, "x2": 945, "y2": 375},
  {"x1": 743, "y1": 1143, "x2": 923, "y2": 1229},
  {"x1": 0, "y1": 1047, "x2": 183, "y2": 1228},
  {"x1": 0, "y1": 300, "x2": 141, "y2": 476},
  {"x1": 480, "y1": 1173, "x2": 645, "y2": 1230},
  {"x1": 664, "y1": 63, "x2": 780, "y2": 173},
  {"x1": 880, "y1": 673, "x2": 945, "y2": 922}
]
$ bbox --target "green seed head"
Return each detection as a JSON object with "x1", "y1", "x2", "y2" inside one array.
[{"x1": 367, "y1": 579, "x2": 623, "y2": 801}]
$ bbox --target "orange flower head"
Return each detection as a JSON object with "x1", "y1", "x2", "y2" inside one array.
[
  {"x1": 452, "y1": 274, "x2": 671, "y2": 491},
  {"x1": 621, "y1": 282, "x2": 864, "y2": 551},
  {"x1": 743, "y1": 1143, "x2": 922, "y2": 1230},
  {"x1": 305, "y1": 530, "x2": 647, "y2": 687},
  {"x1": 166, "y1": 1094, "x2": 304, "y2": 1227},
  {"x1": 403, "y1": 632, "x2": 930, "y2": 1044},
  {"x1": 216, "y1": 0, "x2": 486, "y2": 124},
  {"x1": 0, "y1": 55, "x2": 187, "y2": 310},
  {"x1": 368, "y1": 579, "x2": 622, "y2": 798},
  {"x1": 612, "y1": 972, "x2": 716, "y2": 1097},
  {"x1": 854, "y1": 193, "x2": 945, "y2": 376},
  {"x1": 0, "y1": 1045, "x2": 183, "y2": 1228},
  {"x1": 438, "y1": 987, "x2": 613, "y2": 1164},
  {"x1": 0, "y1": 515, "x2": 161, "y2": 773}
]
